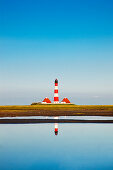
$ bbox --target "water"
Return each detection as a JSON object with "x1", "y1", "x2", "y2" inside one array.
[
  {"x1": 0, "y1": 123, "x2": 113, "y2": 170},
  {"x1": 0, "y1": 116, "x2": 113, "y2": 120}
]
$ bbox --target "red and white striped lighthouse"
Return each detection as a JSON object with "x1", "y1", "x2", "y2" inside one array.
[{"x1": 54, "y1": 79, "x2": 59, "y2": 103}]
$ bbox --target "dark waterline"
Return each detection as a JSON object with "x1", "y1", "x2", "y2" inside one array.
[
  {"x1": 0, "y1": 119, "x2": 113, "y2": 124},
  {"x1": 1, "y1": 116, "x2": 113, "y2": 124}
]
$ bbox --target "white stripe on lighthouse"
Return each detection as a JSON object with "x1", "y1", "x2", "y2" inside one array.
[
  {"x1": 54, "y1": 86, "x2": 58, "y2": 90},
  {"x1": 54, "y1": 93, "x2": 58, "y2": 97}
]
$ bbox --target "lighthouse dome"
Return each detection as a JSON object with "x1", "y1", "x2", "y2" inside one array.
[{"x1": 55, "y1": 79, "x2": 58, "y2": 84}]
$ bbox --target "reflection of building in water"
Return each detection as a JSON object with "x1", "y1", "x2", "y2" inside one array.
[
  {"x1": 54, "y1": 123, "x2": 58, "y2": 135},
  {"x1": 54, "y1": 116, "x2": 58, "y2": 135}
]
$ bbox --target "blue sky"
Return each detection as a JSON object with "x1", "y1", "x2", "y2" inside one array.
[{"x1": 0, "y1": 0, "x2": 113, "y2": 105}]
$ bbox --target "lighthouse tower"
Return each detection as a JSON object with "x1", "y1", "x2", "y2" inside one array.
[{"x1": 54, "y1": 79, "x2": 59, "y2": 103}]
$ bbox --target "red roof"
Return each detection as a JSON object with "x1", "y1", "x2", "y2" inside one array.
[
  {"x1": 42, "y1": 97, "x2": 51, "y2": 103},
  {"x1": 61, "y1": 98, "x2": 71, "y2": 103}
]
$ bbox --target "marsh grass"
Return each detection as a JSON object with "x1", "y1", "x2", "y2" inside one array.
[{"x1": 0, "y1": 105, "x2": 113, "y2": 111}]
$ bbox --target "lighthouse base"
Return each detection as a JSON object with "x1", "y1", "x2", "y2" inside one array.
[{"x1": 54, "y1": 102, "x2": 59, "y2": 104}]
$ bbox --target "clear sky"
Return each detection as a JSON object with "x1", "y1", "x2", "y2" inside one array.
[{"x1": 0, "y1": 0, "x2": 113, "y2": 105}]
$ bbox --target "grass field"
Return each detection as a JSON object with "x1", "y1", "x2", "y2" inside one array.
[
  {"x1": 0, "y1": 104, "x2": 113, "y2": 117},
  {"x1": 0, "y1": 104, "x2": 113, "y2": 110}
]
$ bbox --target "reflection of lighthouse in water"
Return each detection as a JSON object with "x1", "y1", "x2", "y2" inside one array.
[
  {"x1": 54, "y1": 117, "x2": 58, "y2": 136},
  {"x1": 54, "y1": 123, "x2": 58, "y2": 135}
]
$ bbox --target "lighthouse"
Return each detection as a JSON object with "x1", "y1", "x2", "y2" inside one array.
[
  {"x1": 41, "y1": 78, "x2": 71, "y2": 105},
  {"x1": 54, "y1": 79, "x2": 59, "y2": 103}
]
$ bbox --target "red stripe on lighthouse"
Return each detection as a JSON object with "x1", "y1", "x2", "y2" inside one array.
[
  {"x1": 55, "y1": 83, "x2": 58, "y2": 86},
  {"x1": 54, "y1": 97, "x2": 59, "y2": 101},
  {"x1": 54, "y1": 90, "x2": 58, "y2": 93}
]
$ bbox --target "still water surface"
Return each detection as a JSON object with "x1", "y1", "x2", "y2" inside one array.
[
  {"x1": 0, "y1": 123, "x2": 113, "y2": 170},
  {"x1": 1, "y1": 116, "x2": 113, "y2": 120}
]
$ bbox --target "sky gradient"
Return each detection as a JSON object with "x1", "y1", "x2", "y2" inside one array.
[{"x1": 0, "y1": 0, "x2": 113, "y2": 105}]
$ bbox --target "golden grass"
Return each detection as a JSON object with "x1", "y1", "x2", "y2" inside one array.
[
  {"x1": 0, "y1": 105, "x2": 113, "y2": 111},
  {"x1": 0, "y1": 105, "x2": 113, "y2": 117}
]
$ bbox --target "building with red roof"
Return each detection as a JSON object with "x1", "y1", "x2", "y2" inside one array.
[
  {"x1": 42, "y1": 97, "x2": 51, "y2": 104},
  {"x1": 61, "y1": 98, "x2": 71, "y2": 104}
]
